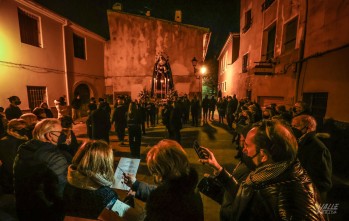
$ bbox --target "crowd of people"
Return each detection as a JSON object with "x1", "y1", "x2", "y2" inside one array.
[{"x1": 0, "y1": 92, "x2": 338, "y2": 220}]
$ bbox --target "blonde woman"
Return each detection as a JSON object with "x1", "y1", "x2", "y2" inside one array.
[
  {"x1": 63, "y1": 140, "x2": 119, "y2": 219},
  {"x1": 124, "y1": 139, "x2": 204, "y2": 221}
]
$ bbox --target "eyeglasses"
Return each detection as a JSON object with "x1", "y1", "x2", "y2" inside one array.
[{"x1": 49, "y1": 131, "x2": 62, "y2": 137}]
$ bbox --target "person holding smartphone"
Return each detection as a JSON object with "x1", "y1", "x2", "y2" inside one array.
[{"x1": 199, "y1": 120, "x2": 325, "y2": 221}]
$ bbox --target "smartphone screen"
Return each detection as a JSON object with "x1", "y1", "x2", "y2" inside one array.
[{"x1": 193, "y1": 140, "x2": 208, "y2": 159}]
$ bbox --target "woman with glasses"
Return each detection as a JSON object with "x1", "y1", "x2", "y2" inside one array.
[
  {"x1": 199, "y1": 120, "x2": 325, "y2": 221},
  {"x1": 13, "y1": 118, "x2": 68, "y2": 221}
]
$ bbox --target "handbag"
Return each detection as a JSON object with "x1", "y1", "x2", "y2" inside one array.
[{"x1": 197, "y1": 175, "x2": 224, "y2": 204}]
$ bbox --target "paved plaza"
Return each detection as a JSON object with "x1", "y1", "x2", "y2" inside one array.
[
  {"x1": 73, "y1": 116, "x2": 238, "y2": 221},
  {"x1": 72, "y1": 116, "x2": 349, "y2": 221}
]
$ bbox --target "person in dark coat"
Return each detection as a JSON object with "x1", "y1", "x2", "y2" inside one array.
[
  {"x1": 123, "y1": 139, "x2": 204, "y2": 221},
  {"x1": 168, "y1": 101, "x2": 182, "y2": 143},
  {"x1": 202, "y1": 95, "x2": 210, "y2": 124},
  {"x1": 19, "y1": 113, "x2": 38, "y2": 140},
  {"x1": 40, "y1": 102, "x2": 54, "y2": 118},
  {"x1": 200, "y1": 120, "x2": 325, "y2": 221},
  {"x1": 292, "y1": 115, "x2": 332, "y2": 202},
  {"x1": 0, "y1": 119, "x2": 28, "y2": 194},
  {"x1": 5, "y1": 96, "x2": 22, "y2": 120},
  {"x1": 63, "y1": 140, "x2": 118, "y2": 219},
  {"x1": 57, "y1": 115, "x2": 79, "y2": 163},
  {"x1": 127, "y1": 102, "x2": 142, "y2": 158},
  {"x1": 86, "y1": 97, "x2": 97, "y2": 139},
  {"x1": 32, "y1": 107, "x2": 47, "y2": 120},
  {"x1": 217, "y1": 97, "x2": 226, "y2": 124},
  {"x1": 190, "y1": 96, "x2": 200, "y2": 127},
  {"x1": 71, "y1": 94, "x2": 81, "y2": 121},
  {"x1": 91, "y1": 103, "x2": 111, "y2": 143},
  {"x1": 13, "y1": 118, "x2": 68, "y2": 221},
  {"x1": 0, "y1": 107, "x2": 7, "y2": 138},
  {"x1": 138, "y1": 100, "x2": 147, "y2": 135},
  {"x1": 208, "y1": 96, "x2": 217, "y2": 121},
  {"x1": 111, "y1": 99, "x2": 127, "y2": 144}
]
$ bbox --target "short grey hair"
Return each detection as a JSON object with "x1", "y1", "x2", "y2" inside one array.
[
  {"x1": 32, "y1": 118, "x2": 61, "y2": 141},
  {"x1": 292, "y1": 115, "x2": 317, "y2": 132}
]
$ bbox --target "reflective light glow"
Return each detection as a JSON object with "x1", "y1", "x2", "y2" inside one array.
[{"x1": 200, "y1": 66, "x2": 207, "y2": 75}]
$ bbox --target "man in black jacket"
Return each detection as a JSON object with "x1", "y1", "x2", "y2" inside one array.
[
  {"x1": 13, "y1": 118, "x2": 68, "y2": 221},
  {"x1": 111, "y1": 98, "x2": 127, "y2": 144},
  {"x1": 292, "y1": 114, "x2": 332, "y2": 202},
  {"x1": 91, "y1": 102, "x2": 111, "y2": 143},
  {"x1": 201, "y1": 120, "x2": 325, "y2": 221}
]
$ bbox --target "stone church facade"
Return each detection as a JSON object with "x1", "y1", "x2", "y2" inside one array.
[{"x1": 105, "y1": 10, "x2": 210, "y2": 100}]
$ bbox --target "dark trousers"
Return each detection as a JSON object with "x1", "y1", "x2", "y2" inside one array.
[
  {"x1": 128, "y1": 125, "x2": 141, "y2": 158},
  {"x1": 116, "y1": 125, "x2": 125, "y2": 142},
  {"x1": 203, "y1": 109, "x2": 209, "y2": 122},
  {"x1": 191, "y1": 112, "x2": 199, "y2": 126},
  {"x1": 141, "y1": 121, "x2": 146, "y2": 134},
  {"x1": 226, "y1": 113, "x2": 234, "y2": 128},
  {"x1": 169, "y1": 129, "x2": 181, "y2": 144},
  {"x1": 209, "y1": 109, "x2": 215, "y2": 120}
]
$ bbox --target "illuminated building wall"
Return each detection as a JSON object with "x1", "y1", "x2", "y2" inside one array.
[{"x1": 105, "y1": 10, "x2": 210, "y2": 100}]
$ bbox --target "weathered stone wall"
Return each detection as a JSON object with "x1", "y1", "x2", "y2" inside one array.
[{"x1": 105, "y1": 10, "x2": 209, "y2": 100}]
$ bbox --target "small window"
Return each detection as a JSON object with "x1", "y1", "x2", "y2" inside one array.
[
  {"x1": 242, "y1": 53, "x2": 249, "y2": 73},
  {"x1": 284, "y1": 18, "x2": 298, "y2": 53},
  {"x1": 243, "y1": 10, "x2": 252, "y2": 33},
  {"x1": 73, "y1": 34, "x2": 86, "y2": 59},
  {"x1": 224, "y1": 51, "x2": 228, "y2": 70},
  {"x1": 224, "y1": 82, "x2": 227, "y2": 92},
  {"x1": 27, "y1": 86, "x2": 47, "y2": 110},
  {"x1": 262, "y1": 0, "x2": 275, "y2": 11},
  {"x1": 18, "y1": 8, "x2": 41, "y2": 47}
]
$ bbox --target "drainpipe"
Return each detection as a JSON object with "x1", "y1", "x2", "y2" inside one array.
[
  {"x1": 294, "y1": 0, "x2": 308, "y2": 102},
  {"x1": 62, "y1": 19, "x2": 70, "y2": 105}
]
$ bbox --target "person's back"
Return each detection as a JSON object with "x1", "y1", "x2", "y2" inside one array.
[
  {"x1": 5, "y1": 96, "x2": 22, "y2": 120},
  {"x1": 0, "y1": 119, "x2": 28, "y2": 194},
  {"x1": 63, "y1": 140, "x2": 118, "y2": 219},
  {"x1": 14, "y1": 119, "x2": 68, "y2": 221},
  {"x1": 143, "y1": 140, "x2": 204, "y2": 221},
  {"x1": 91, "y1": 106, "x2": 111, "y2": 143},
  {"x1": 145, "y1": 168, "x2": 203, "y2": 221}
]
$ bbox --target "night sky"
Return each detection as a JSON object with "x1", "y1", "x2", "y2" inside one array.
[{"x1": 34, "y1": 0, "x2": 240, "y2": 59}]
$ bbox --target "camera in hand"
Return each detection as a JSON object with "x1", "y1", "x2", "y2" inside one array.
[{"x1": 193, "y1": 140, "x2": 208, "y2": 159}]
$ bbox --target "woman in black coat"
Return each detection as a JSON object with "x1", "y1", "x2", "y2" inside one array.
[
  {"x1": 127, "y1": 102, "x2": 142, "y2": 158},
  {"x1": 124, "y1": 139, "x2": 204, "y2": 221}
]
